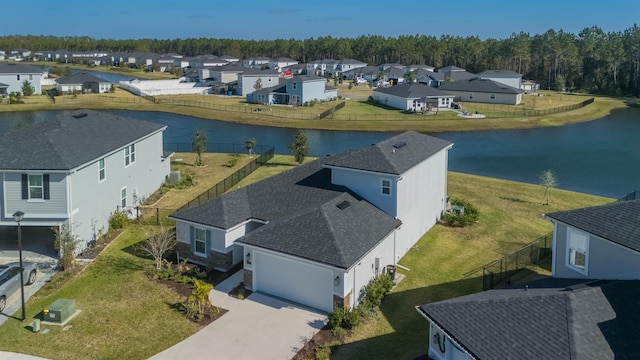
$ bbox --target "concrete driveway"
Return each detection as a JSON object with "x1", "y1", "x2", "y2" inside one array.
[
  {"x1": 150, "y1": 271, "x2": 327, "y2": 360},
  {"x1": 0, "y1": 251, "x2": 58, "y2": 326}
]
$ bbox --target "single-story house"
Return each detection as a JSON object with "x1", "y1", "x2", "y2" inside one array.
[
  {"x1": 439, "y1": 78, "x2": 522, "y2": 105},
  {"x1": 0, "y1": 62, "x2": 43, "y2": 95},
  {"x1": 55, "y1": 73, "x2": 112, "y2": 94},
  {"x1": 478, "y1": 70, "x2": 522, "y2": 90},
  {"x1": 416, "y1": 278, "x2": 640, "y2": 360},
  {"x1": 372, "y1": 83, "x2": 455, "y2": 111},
  {"x1": 521, "y1": 79, "x2": 540, "y2": 92},
  {"x1": 169, "y1": 131, "x2": 453, "y2": 312}
]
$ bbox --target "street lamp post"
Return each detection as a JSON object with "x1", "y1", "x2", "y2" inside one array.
[{"x1": 12, "y1": 210, "x2": 25, "y2": 321}]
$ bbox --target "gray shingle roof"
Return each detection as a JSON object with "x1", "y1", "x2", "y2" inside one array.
[
  {"x1": 545, "y1": 200, "x2": 640, "y2": 253},
  {"x1": 439, "y1": 78, "x2": 521, "y2": 94},
  {"x1": 324, "y1": 131, "x2": 452, "y2": 175},
  {"x1": 238, "y1": 192, "x2": 401, "y2": 268},
  {"x1": 0, "y1": 109, "x2": 166, "y2": 170},
  {"x1": 417, "y1": 279, "x2": 640, "y2": 360},
  {"x1": 373, "y1": 83, "x2": 453, "y2": 98},
  {"x1": 478, "y1": 70, "x2": 522, "y2": 77},
  {"x1": 0, "y1": 62, "x2": 43, "y2": 74},
  {"x1": 286, "y1": 75, "x2": 325, "y2": 83},
  {"x1": 55, "y1": 73, "x2": 111, "y2": 85}
]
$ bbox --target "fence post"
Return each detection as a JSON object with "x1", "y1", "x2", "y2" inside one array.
[{"x1": 156, "y1": 208, "x2": 160, "y2": 225}]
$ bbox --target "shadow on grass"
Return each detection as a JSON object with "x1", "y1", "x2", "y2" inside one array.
[{"x1": 330, "y1": 269, "x2": 544, "y2": 360}]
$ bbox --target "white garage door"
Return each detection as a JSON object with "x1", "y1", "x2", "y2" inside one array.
[{"x1": 255, "y1": 251, "x2": 333, "y2": 312}]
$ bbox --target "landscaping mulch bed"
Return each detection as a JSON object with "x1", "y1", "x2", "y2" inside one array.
[
  {"x1": 292, "y1": 324, "x2": 340, "y2": 360},
  {"x1": 228, "y1": 283, "x2": 253, "y2": 300},
  {"x1": 156, "y1": 278, "x2": 227, "y2": 326},
  {"x1": 78, "y1": 229, "x2": 123, "y2": 259}
]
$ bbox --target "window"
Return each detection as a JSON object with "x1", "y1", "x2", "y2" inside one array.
[
  {"x1": 99, "y1": 158, "x2": 105, "y2": 182},
  {"x1": 490, "y1": 93, "x2": 496, "y2": 100},
  {"x1": 194, "y1": 228, "x2": 206, "y2": 255},
  {"x1": 469, "y1": 92, "x2": 474, "y2": 100},
  {"x1": 29, "y1": 75, "x2": 33, "y2": 81},
  {"x1": 121, "y1": 187, "x2": 127, "y2": 208},
  {"x1": 381, "y1": 179, "x2": 391, "y2": 195},
  {"x1": 16, "y1": 75, "x2": 20, "y2": 81},
  {"x1": 292, "y1": 82, "x2": 297, "y2": 90},
  {"x1": 29, "y1": 175, "x2": 43, "y2": 199},
  {"x1": 566, "y1": 228, "x2": 589, "y2": 274},
  {"x1": 125, "y1": 144, "x2": 135, "y2": 166}
]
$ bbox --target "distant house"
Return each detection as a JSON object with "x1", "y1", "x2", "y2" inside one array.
[
  {"x1": 521, "y1": 79, "x2": 540, "y2": 92},
  {"x1": 243, "y1": 57, "x2": 271, "y2": 68},
  {"x1": 0, "y1": 110, "x2": 171, "y2": 252},
  {"x1": 119, "y1": 78, "x2": 211, "y2": 96},
  {"x1": 169, "y1": 131, "x2": 453, "y2": 312},
  {"x1": 439, "y1": 78, "x2": 522, "y2": 105},
  {"x1": 0, "y1": 62, "x2": 43, "y2": 95},
  {"x1": 306, "y1": 59, "x2": 338, "y2": 76},
  {"x1": 246, "y1": 75, "x2": 337, "y2": 106},
  {"x1": 372, "y1": 83, "x2": 455, "y2": 111},
  {"x1": 268, "y1": 58, "x2": 299, "y2": 71},
  {"x1": 342, "y1": 65, "x2": 379, "y2": 82},
  {"x1": 416, "y1": 278, "x2": 640, "y2": 360},
  {"x1": 478, "y1": 70, "x2": 522, "y2": 90},
  {"x1": 236, "y1": 69, "x2": 280, "y2": 96},
  {"x1": 435, "y1": 66, "x2": 476, "y2": 82},
  {"x1": 55, "y1": 73, "x2": 112, "y2": 94}
]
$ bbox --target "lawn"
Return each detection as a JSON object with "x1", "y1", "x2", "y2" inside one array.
[{"x1": 329, "y1": 172, "x2": 611, "y2": 359}]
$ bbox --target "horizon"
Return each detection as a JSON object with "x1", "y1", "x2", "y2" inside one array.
[{"x1": 1, "y1": 0, "x2": 638, "y2": 41}]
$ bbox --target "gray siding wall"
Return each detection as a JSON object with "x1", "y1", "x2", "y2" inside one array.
[
  {"x1": 68, "y1": 130, "x2": 169, "y2": 249},
  {"x1": 0, "y1": 72, "x2": 43, "y2": 94},
  {"x1": 1, "y1": 171, "x2": 68, "y2": 223},
  {"x1": 445, "y1": 90, "x2": 521, "y2": 105},
  {"x1": 238, "y1": 75, "x2": 278, "y2": 96},
  {"x1": 553, "y1": 222, "x2": 640, "y2": 279}
]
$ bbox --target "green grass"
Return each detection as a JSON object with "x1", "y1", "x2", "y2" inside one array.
[
  {"x1": 0, "y1": 227, "x2": 201, "y2": 360},
  {"x1": 329, "y1": 172, "x2": 611, "y2": 359}
]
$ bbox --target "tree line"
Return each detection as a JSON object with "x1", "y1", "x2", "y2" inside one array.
[{"x1": 1, "y1": 24, "x2": 639, "y2": 96}]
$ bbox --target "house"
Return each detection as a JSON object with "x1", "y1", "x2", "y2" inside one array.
[
  {"x1": 521, "y1": 79, "x2": 540, "y2": 92},
  {"x1": 268, "y1": 58, "x2": 299, "y2": 71},
  {"x1": 201, "y1": 64, "x2": 245, "y2": 83},
  {"x1": 372, "y1": 83, "x2": 455, "y2": 111},
  {"x1": 243, "y1": 57, "x2": 271, "y2": 68},
  {"x1": 236, "y1": 69, "x2": 280, "y2": 96},
  {"x1": 439, "y1": 78, "x2": 523, "y2": 105},
  {"x1": 119, "y1": 78, "x2": 211, "y2": 96},
  {"x1": 246, "y1": 75, "x2": 337, "y2": 106},
  {"x1": 0, "y1": 62, "x2": 43, "y2": 95},
  {"x1": 169, "y1": 131, "x2": 453, "y2": 312},
  {"x1": 306, "y1": 59, "x2": 338, "y2": 76},
  {"x1": 544, "y1": 199, "x2": 640, "y2": 280},
  {"x1": 55, "y1": 73, "x2": 112, "y2": 94},
  {"x1": 416, "y1": 278, "x2": 640, "y2": 360},
  {"x1": 335, "y1": 59, "x2": 367, "y2": 77},
  {"x1": 436, "y1": 66, "x2": 476, "y2": 82},
  {"x1": 0, "y1": 110, "x2": 171, "y2": 252},
  {"x1": 478, "y1": 70, "x2": 522, "y2": 90},
  {"x1": 342, "y1": 65, "x2": 380, "y2": 82},
  {"x1": 415, "y1": 198, "x2": 640, "y2": 360}
]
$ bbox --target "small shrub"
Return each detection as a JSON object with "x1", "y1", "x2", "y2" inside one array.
[
  {"x1": 237, "y1": 293, "x2": 245, "y2": 300},
  {"x1": 328, "y1": 308, "x2": 345, "y2": 329},
  {"x1": 443, "y1": 198, "x2": 479, "y2": 227},
  {"x1": 227, "y1": 154, "x2": 240, "y2": 167},
  {"x1": 316, "y1": 340, "x2": 341, "y2": 360},
  {"x1": 108, "y1": 210, "x2": 131, "y2": 230},
  {"x1": 343, "y1": 308, "x2": 360, "y2": 329}
]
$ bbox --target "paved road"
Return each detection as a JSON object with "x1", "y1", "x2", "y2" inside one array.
[{"x1": 150, "y1": 271, "x2": 327, "y2": 360}]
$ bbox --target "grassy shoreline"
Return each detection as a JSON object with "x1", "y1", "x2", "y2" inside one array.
[{"x1": 0, "y1": 61, "x2": 630, "y2": 132}]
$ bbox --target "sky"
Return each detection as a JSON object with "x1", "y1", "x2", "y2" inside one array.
[{"x1": 2, "y1": 0, "x2": 638, "y2": 40}]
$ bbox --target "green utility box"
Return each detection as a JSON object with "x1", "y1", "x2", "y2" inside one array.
[{"x1": 44, "y1": 299, "x2": 76, "y2": 323}]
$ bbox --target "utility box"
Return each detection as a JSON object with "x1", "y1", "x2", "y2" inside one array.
[
  {"x1": 44, "y1": 299, "x2": 76, "y2": 323},
  {"x1": 32, "y1": 318, "x2": 40, "y2": 332},
  {"x1": 169, "y1": 170, "x2": 181, "y2": 185}
]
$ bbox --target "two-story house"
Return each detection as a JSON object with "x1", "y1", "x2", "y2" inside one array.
[
  {"x1": 414, "y1": 199, "x2": 640, "y2": 360},
  {"x1": 236, "y1": 69, "x2": 280, "y2": 96},
  {"x1": 246, "y1": 75, "x2": 338, "y2": 106},
  {"x1": 0, "y1": 110, "x2": 171, "y2": 253},
  {"x1": 0, "y1": 62, "x2": 43, "y2": 96},
  {"x1": 169, "y1": 131, "x2": 453, "y2": 312}
]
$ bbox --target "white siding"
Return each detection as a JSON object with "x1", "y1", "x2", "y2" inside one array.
[
  {"x1": 371, "y1": 92, "x2": 411, "y2": 110},
  {"x1": 330, "y1": 168, "x2": 398, "y2": 217}
]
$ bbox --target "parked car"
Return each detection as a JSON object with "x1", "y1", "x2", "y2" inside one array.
[{"x1": 0, "y1": 262, "x2": 37, "y2": 312}]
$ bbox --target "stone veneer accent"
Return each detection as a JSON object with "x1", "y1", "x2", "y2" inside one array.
[
  {"x1": 244, "y1": 269, "x2": 253, "y2": 289},
  {"x1": 175, "y1": 242, "x2": 234, "y2": 270},
  {"x1": 333, "y1": 291, "x2": 351, "y2": 310}
]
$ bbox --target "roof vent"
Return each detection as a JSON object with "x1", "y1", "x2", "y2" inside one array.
[
  {"x1": 72, "y1": 113, "x2": 88, "y2": 119},
  {"x1": 336, "y1": 201, "x2": 350, "y2": 210},
  {"x1": 393, "y1": 142, "x2": 406, "y2": 149}
]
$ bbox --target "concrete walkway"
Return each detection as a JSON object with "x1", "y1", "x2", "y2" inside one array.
[
  {"x1": 150, "y1": 271, "x2": 327, "y2": 360},
  {"x1": 0, "y1": 352, "x2": 49, "y2": 360}
]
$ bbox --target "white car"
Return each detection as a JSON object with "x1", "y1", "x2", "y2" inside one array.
[{"x1": 0, "y1": 262, "x2": 37, "y2": 312}]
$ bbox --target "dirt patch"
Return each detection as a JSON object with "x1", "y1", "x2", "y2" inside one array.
[{"x1": 292, "y1": 324, "x2": 341, "y2": 360}]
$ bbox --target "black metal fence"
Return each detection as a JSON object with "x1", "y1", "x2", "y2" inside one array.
[
  {"x1": 618, "y1": 190, "x2": 639, "y2": 202},
  {"x1": 464, "y1": 232, "x2": 553, "y2": 290}
]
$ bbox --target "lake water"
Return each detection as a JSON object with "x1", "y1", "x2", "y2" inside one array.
[{"x1": 0, "y1": 108, "x2": 638, "y2": 198}]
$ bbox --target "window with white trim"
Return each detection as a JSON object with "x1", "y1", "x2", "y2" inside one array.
[
  {"x1": 469, "y1": 92, "x2": 474, "y2": 100},
  {"x1": 121, "y1": 187, "x2": 127, "y2": 208},
  {"x1": 99, "y1": 158, "x2": 105, "y2": 182},
  {"x1": 490, "y1": 93, "x2": 496, "y2": 100},
  {"x1": 29, "y1": 174, "x2": 43, "y2": 199},
  {"x1": 566, "y1": 228, "x2": 589, "y2": 274},
  {"x1": 125, "y1": 144, "x2": 135, "y2": 166},
  {"x1": 194, "y1": 228, "x2": 206, "y2": 255},
  {"x1": 381, "y1": 179, "x2": 391, "y2": 195}
]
